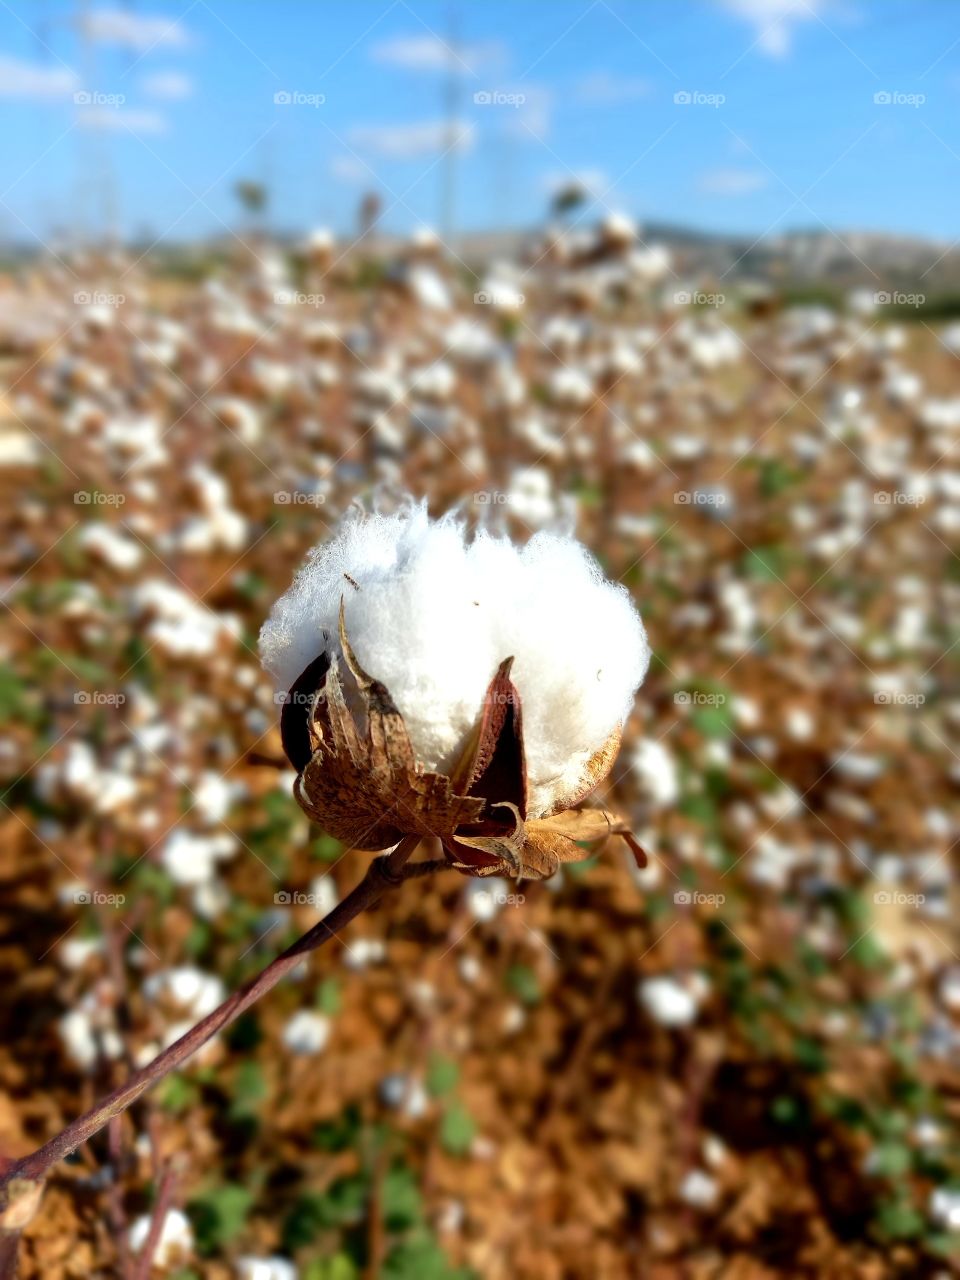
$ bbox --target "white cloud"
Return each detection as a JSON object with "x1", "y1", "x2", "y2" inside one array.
[
  {"x1": 82, "y1": 8, "x2": 191, "y2": 51},
  {"x1": 371, "y1": 34, "x2": 504, "y2": 74},
  {"x1": 77, "y1": 106, "x2": 168, "y2": 135},
  {"x1": 575, "y1": 71, "x2": 653, "y2": 106},
  {"x1": 714, "y1": 0, "x2": 823, "y2": 56},
  {"x1": 331, "y1": 155, "x2": 370, "y2": 183},
  {"x1": 140, "y1": 70, "x2": 193, "y2": 100},
  {"x1": 0, "y1": 55, "x2": 78, "y2": 100},
  {"x1": 699, "y1": 167, "x2": 768, "y2": 195},
  {"x1": 349, "y1": 119, "x2": 474, "y2": 160}
]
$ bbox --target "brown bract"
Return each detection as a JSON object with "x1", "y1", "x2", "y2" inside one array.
[{"x1": 281, "y1": 600, "x2": 646, "y2": 880}]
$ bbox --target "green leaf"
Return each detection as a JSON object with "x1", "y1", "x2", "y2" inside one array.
[
  {"x1": 312, "y1": 1104, "x2": 362, "y2": 1153},
  {"x1": 691, "y1": 703, "x2": 733, "y2": 740},
  {"x1": 311, "y1": 834, "x2": 344, "y2": 862},
  {"x1": 226, "y1": 1012, "x2": 262, "y2": 1052},
  {"x1": 381, "y1": 1166, "x2": 422, "y2": 1231},
  {"x1": 284, "y1": 1177, "x2": 368, "y2": 1249},
  {"x1": 426, "y1": 1054, "x2": 459, "y2": 1099},
  {"x1": 873, "y1": 1198, "x2": 925, "y2": 1241},
  {"x1": 229, "y1": 1060, "x2": 267, "y2": 1119},
  {"x1": 564, "y1": 854, "x2": 599, "y2": 879},
  {"x1": 793, "y1": 1035, "x2": 827, "y2": 1073},
  {"x1": 440, "y1": 1102, "x2": 476, "y2": 1156},
  {"x1": 304, "y1": 1256, "x2": 359, "y2": 1280},
  {"x1": 188, "y1": 1183, "x2": 254, "y2": 1254},
  {"x1": 316, "y1": 977, "x2": 342, "y2": 1016},
  {"x1": 869, "y1": 1141, "x2": 913, "y2": 1178},
  {"x1": 770, "y1": 1095, "x2": 802, "y2": 1126},
  {"x1": 741, "y1": 546, "x2": 787, "y2": 581},
  {"x1": 384, "y1": 1233, "x2": 473, "y2": 1280},
  {"x1": 505, "y1": 964, "x2": 540, "y2": 1006},
  {"x1": 183, "y1": 920, "x2": 212, "y2": 959},
  {"x1": 156, "y1": 1075, "x2": 199, "y2": 1113},
  {"x1": 129, "y1": 862, "x2": 176, "y2": 907}
]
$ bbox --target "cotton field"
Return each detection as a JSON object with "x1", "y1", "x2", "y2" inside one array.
[{"x1": 0, "y1": 215, "x2": 958, "y2": 1279}]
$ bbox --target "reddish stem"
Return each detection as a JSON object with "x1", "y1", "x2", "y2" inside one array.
[
  {"x1": 0, "y1": 837, "x2": 428, "y2": 1275},
  {"x1": 130, "y1": 1164, "x2": 176, "y2": 1280}
]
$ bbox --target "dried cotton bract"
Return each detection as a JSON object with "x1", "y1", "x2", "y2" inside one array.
[{"x1": 260, "y1": 504, "x2": 649, "y2": 880}]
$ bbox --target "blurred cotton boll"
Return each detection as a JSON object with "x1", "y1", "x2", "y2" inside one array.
[
  {"x1": 235, "y1": 1258, "x2": 298, "y2": 1280},
  {"x1": 281, "y1": 1010, "x2": 331, "y2": 1055},
  {"x1": 259, "y1": 501, "x2": 649, "y2": 817},
  {"x1": 638, "y1": 974, "x2": 708, "y2": 1027},
  {"x1": 128, "y1": 1208, "x2": 193, "y2": 1268}
]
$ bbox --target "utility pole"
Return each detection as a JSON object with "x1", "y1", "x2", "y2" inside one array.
[{"x1": 439, "y1": 3, "x2": 461, "y2": 249}]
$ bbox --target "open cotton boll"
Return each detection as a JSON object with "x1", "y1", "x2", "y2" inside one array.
[
  {"x1": 128, "y1": 1209, "x2": 194, "y2": 1268},
  {"x1": 259, "y1": 502, "x2": 649, "y2": 816}
]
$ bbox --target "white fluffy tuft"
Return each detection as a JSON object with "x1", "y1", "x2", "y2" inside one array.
[{"x1": 259, "y1": 502, "x2": 650, "y2": 815}]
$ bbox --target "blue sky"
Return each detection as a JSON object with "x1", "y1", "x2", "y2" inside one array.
[{"x1": 0, "y1": 1, "x2": 957, "y2": 246}]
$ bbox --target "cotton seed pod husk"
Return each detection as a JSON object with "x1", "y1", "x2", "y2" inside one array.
[{"x1": 281, "y1": 601, "x2": 645, "y2": 880}]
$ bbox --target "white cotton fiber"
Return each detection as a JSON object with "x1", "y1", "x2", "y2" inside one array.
[{"x1": 259, "y1": 502, "x2": 650, "y2": 815}]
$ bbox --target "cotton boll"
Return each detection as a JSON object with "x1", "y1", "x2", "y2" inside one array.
[
  {"x1": 193, "y1": 772, "x2": 241, "y2": 825},
  {"x1": 282, "y1": 1010, "x2": 331, "y2": 1055},
  {"x1": 307, "y1": 875, "x2": 338, "y2": 917},
  {"x1": 679, "y1": 1169, "x2": 719, "y2": 1209},
  {"x1": 465, "y1": 877, "x2": 509, "y2": 921},
  {"x1": 60, "y1": 936, "x2": 104, "y2": 970},
  {"x1": 236, "y1": 1261, "x2": 297, "y2": 1280},
  {"x1": 548, "y1": 366, "x2": 594, "y2": 407},
  {"x1": 144, "y1": 967, "x2": 225, "y2": 1020},
  {"x1": 77, "y1": 523, "x2": 143, "y2": 572},
  {"x1": 629, "y1": 739, "x2": 678, "y2": 807},
  {"x1": 929, "y1": 1187, "x2": 960, "y2": 1230},
  {"x1": 638, "y1": 974, "x2": 706, "y2": 1027},
  {"x1": 129, "y1": 1209, "x2": 194, "y2": 1268},
  {"x1": 504, "y1": 466, "x2": 558, "y2": 528},
  {"x1": 60, "y1": 1006, "x2": 122, "y2": 1070},
  {"x1": 380, "y1": 1072, "x2": 428, "y2": 1116},
  {"x1": 259, "y1": 503, "x2": 648, "y2": 817},
  {"x1": 161, "y1": 830, "x2": 238, "y2": 886},
  {"x1": 342, "y1": 937, "x2": 386, "y2": 970}
]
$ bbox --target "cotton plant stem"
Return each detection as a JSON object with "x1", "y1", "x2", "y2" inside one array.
[
  {"x1": 130, "y1": 1164, "x2": 176, "y2": 1280},
  {"x1": 0, "y1": 835, "x2": 426, "y2": 1262}
]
